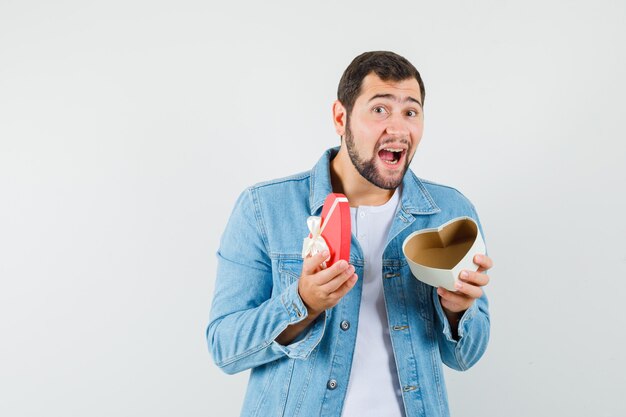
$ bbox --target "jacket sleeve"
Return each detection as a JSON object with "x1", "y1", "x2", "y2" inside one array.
[
  {"x1": 206, "y1": 188, "x2": 326, "y2": 375},
  {"x1": 433, "y1": 203, "x2": 491, "y2": 371},
  {"x1": 433, "y1": 288, "x2": 490, "y2": 371}
]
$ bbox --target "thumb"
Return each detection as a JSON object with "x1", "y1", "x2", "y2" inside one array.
[{"x1": 302, "y1": 250, "x2": 330, "y2": 275}]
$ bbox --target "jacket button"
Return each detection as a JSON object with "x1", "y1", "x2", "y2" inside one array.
[
  {"x1": 340, "y1": 320, "x2": 350, "y2": 331},
  {"x1": 327, "y1": 379, "x2": 338, "y2": 390}
]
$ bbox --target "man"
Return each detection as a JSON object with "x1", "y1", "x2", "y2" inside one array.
[{"x1": 207, "y1": 51, "x2": 493, "y2": 417}]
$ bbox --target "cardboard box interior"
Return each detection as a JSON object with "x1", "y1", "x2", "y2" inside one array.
[{"x1": 404, "y1": 219, "x2": 478, "y2": 269}]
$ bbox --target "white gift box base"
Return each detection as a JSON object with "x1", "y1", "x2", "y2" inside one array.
[{"x1": 402, "y1": 216, "x2": 486, "y2": 292}]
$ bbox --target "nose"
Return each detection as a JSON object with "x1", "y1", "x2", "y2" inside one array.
[{"x1": 385, "y1": 114, "x2": 410, "y2": 138}]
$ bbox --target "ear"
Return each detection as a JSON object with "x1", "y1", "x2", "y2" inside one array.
[{"x1": 332, "y1": 100, "x2": 347, "y2": 136}]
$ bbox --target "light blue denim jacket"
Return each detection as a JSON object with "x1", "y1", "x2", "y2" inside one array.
[{"x1": 207, "y1": 147, "x2": 490, "y2": 417}]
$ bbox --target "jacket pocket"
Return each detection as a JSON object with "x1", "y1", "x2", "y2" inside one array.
[
  {"x1": 403, "y1": 263, "x2": 435, "y2": 321},
  {"x1": 278, "y1": 258, "x2": 304, "y2": 288}
]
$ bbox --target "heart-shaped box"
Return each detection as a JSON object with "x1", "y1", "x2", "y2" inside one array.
[
  {"x1": 402, "y1": 216, "x2": 485, "y2": 291},
  {"x1": 320, "y1": 193, "x2": 351, "y2": 267}
]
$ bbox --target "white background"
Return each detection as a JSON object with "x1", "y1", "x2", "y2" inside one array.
[{"x1": 1, "y1": 1, "x2": 625, "y2": 416}]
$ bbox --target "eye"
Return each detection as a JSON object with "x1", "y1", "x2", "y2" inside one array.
[
  {"x1": 372, "y1": 106, "x2": 388, "y2": 115},
  {"x1": 406, "y1": 109, "x2": 419, "y2": 117}
]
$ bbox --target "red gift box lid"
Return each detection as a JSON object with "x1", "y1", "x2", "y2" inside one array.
[{"x1": 320, "y1": 193, "x2": 351, "y2": 266}]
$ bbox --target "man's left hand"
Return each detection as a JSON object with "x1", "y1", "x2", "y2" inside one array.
[{"x1": 437, "y1": 254, "x2": 493, "y2": 315}]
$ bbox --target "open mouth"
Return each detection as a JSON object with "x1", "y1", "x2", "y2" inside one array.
[{"x1": 378, "y1": 148, "x2": 405, "y2": 166}]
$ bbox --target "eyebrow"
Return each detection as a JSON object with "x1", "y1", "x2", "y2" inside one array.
[{"x1": 368, "y1": 93, "x2": 422, "y2": 107}]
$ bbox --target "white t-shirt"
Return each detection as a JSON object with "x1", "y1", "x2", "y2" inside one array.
[{"x1": 342, "y1": 188, "x2": 405, "y2": 417}]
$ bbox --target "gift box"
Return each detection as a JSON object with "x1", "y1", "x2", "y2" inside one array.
[
  {"x1": 302, "y1": 193, "x2": 351, "y2": 267},
  {"x1": 402, "y1": 216, "x2": 485, "y2": 291}
]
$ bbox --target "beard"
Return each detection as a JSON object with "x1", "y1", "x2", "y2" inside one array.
[{"x1": 344, "y1": 120, "x2": 412, "y2": 190}]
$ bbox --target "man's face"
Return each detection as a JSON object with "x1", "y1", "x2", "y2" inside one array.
[{"x1": 343, "y1": 73, "x2": 424, "y2": 190}]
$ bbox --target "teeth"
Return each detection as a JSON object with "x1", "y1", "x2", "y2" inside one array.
[
  {"x1": 386, "y1": 159, "x2": 399, "y2": 164},
  {"x1": 384, "y1": 148, "x2": 403, "y2": 153}
]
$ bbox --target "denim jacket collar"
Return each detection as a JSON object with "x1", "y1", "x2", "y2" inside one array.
[{"x1": 309, "y1": 147, "x2": 441, "y2": 216}]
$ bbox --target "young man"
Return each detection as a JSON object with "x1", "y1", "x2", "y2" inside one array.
[{"x1": 208, "y1": 51, "x2": 493, "y2": 417}]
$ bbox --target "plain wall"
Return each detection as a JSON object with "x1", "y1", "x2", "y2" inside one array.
[{"x1": 1, "y1": 1, "x2": 625, "y2": 416}]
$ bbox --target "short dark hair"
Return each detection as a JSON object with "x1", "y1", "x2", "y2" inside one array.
[{"x1": 337, "y1": 51, "x2": 425, "y2": 116}]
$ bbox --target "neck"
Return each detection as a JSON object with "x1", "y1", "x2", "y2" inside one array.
[{"x1": 330, "y1": 145, "x2": 395, "y2": 207}]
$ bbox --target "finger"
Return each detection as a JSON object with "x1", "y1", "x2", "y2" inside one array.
[
  {"x1": 321, "y1": 264, "x2": 355, "y2": 293},
  {"x1": 329, "y1": 272, "x2": 358, "y2": 299},
  {"x1": 437, "y1": 287, "x2": 471, "y2": 312},
  {"x1": 312, "y1": 259, "x2": 351, "y2": 285},
  {"x1": 453, "y1": 279, "x2": 484, "y2": 300},
  {"x1": 302, "y1": 250, "x2": 330, "y2": 275},
  {"x1": 459, "y1": 270, "x2": 490, "y2": 287},
  {"x1": 473, "y1": 254, "x2": 493, "y2": 272}
]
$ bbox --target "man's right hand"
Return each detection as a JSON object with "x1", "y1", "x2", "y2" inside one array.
[
  {"x1": 298, "y1": 250, "x2": 358, "y2": 319},
  {"x1": 275, "y1": 251, "x2": 357, "y2": 346}
]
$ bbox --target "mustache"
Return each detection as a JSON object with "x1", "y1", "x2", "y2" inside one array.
[{"x1": 378, "y1": 137, "x2": 410, "y2": 147}]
